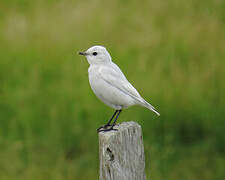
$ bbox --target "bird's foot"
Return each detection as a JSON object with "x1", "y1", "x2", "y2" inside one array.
[
  {"x1": 97, "y1": 125, "x2": 118, "y2": 133},
  {"x1": 97, "y1": 124, "x2": 110, "y2": 132}
]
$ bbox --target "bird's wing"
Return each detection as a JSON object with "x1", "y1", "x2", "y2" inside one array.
[
  {"x1": 97, "y1": 65, "x2": 146, "y2": 105},
  {"x1": 97, "y1": 64, "x2": 160, "y2": 115}
]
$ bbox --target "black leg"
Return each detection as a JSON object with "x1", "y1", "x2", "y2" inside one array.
[
  {"x1": 111, "y1": 110, "x2": 122, "y2": 127},
  {"x1": 98, "y1": 110, "x2": 122, "y2": 132},
  {"x1": 105, "y1": 110, "x2": 119, "y2": 126},
  {"x1": 97, "y1": 110, "x2": 119, "y2": 132}
]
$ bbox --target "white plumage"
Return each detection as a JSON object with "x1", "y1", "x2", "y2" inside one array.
[{"x1": 79, "y1": 45, "x2": 160, "y2": 131}]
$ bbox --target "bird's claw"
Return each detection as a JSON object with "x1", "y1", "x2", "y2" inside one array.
[
  {"x1": 97, "y1": 125, "x2": 118, "y2": 133},
  {"x1": 97, "y1": 124, "x2": 110, "y2": 132}
]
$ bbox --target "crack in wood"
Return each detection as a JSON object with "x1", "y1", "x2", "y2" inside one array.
[{"x1": 106, "y1": 147, "x2": 114, "y2": 161}]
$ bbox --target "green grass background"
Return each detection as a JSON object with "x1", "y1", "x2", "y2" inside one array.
[{"x1": 0, "y1": 0, "x2": 224, "y2": 179}]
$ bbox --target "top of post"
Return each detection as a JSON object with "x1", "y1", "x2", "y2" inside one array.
[{"x1": 98, "y1": 121, "x2": 142, "y2": 137}]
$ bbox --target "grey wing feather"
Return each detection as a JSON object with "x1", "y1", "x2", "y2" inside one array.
[
  {"x1": 98, "y1": 64, "x2": 143, "y2": 102},
  {"x1": 98, "y1": 64, "x2": 160, "y2": 116}
]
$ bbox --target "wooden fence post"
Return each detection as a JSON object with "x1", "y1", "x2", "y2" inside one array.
[{"x1": 99, "y1": 121, "x2": 146, "y2": 180}]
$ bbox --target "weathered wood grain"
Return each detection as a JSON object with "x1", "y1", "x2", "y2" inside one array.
[{"x1": 99, "y1": 121, "x2": 146, "y2": 180}]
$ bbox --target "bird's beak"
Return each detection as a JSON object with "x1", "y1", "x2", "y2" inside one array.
[{"x1": 78, "y1": 51, "x2": 88, "y2": 56}]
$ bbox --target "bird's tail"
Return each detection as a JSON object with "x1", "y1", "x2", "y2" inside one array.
[{"x1": 139, "y1": 98, "x2": 160, "y2": 116}]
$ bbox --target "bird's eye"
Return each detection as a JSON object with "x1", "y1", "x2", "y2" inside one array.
[{"x1": 92, "y1": 52, "x2": 98, "y2": 56}]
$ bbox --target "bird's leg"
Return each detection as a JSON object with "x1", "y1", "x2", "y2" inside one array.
[
  {"x1": 97, "y1": 110, "x2": 118, "y2": 132},
  {"x1": 104, "y1": 110, "x2": 119, "y2": 127},
  {"x1": 98, "y1": 110, "x2": 122, "y2": 132},
  {"x1": 110, "y1": 110, "x2": 122, "y2": 129}
]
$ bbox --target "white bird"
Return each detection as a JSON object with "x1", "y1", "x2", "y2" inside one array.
[{"x1": 79, "y1": 45, "x2": 160, "y2": 132}]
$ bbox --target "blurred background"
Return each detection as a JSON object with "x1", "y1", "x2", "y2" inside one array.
[{"x1": 0, "y1": 0, "x2": 224, "y2": 179}]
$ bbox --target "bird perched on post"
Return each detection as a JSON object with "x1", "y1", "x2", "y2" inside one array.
[{"x1": 79, "y1": 45, "x2": 160, "y2": 132}]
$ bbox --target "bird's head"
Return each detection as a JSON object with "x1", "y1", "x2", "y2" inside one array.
[{"x1": 79, "y1": 45, "x2": 112, "y2": 65}]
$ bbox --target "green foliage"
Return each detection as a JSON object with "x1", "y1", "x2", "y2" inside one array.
[{"x1": 0, "y1": 0, "x2": 224, "y2": 179}]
